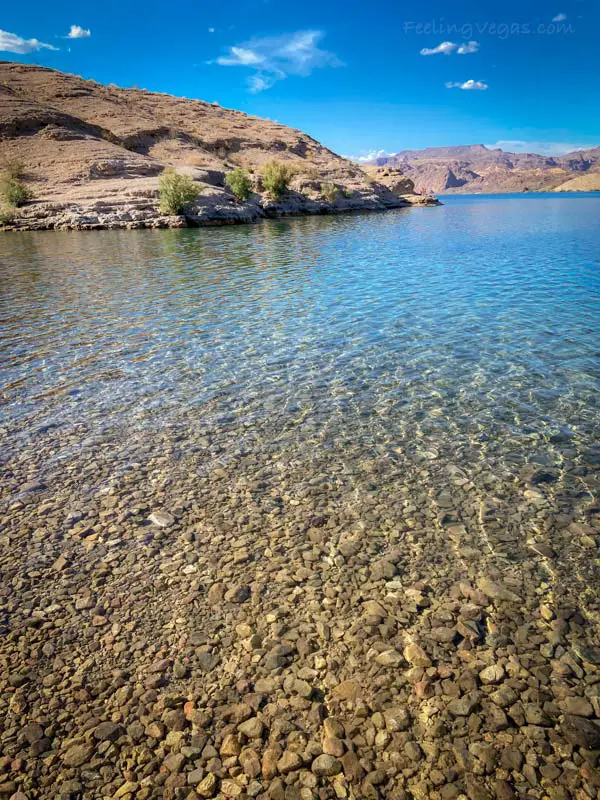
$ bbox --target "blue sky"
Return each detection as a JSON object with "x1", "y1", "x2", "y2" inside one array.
[{"x1": 1, "y1": 1, "x2": 598, "y2": 158}]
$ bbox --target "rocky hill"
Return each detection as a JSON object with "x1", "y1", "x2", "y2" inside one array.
[
  {"x1": 368, "y1": 144, "x2": 600, "y2": 194},
  {"x1": 0, "y1": 62, "x2": 436, "y2": 231},
  {"x1": 551, "y1": 172, "x2": 600, "y2": 192}
]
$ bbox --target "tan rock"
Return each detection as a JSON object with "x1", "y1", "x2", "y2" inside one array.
[{"x1": 404, "y1": 643, "x2": 432, "y2": 668}]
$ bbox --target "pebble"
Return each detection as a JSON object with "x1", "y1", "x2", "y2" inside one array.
[
  {"x1": 278, "y1": 750, "x2": 303, "y2": 774},
  {"x1": 2, "y1": 378, "x2": 599, "y2": 800},
  {"x1": 479, "y1": 663, "x2": 505, "y2": 684},
  {"x1": 311, "y1": 754, "x2": 342, "y2": 777},
  {"x1": 404, "y1": 642, "x2": 431, "y2": 668},
  {"x1": 148, "y1": 510, "x2": 175, "y2": 527}
]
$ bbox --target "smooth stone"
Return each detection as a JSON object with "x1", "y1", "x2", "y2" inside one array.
[
  {"x1": 148, "y1": 510, "x2": 175, "y2": 527},
  {"x1": 311, "y1": 754, "x2": 342, "y2": 777}
]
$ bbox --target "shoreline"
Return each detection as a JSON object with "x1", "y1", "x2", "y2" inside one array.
[{"x1": 0, "y1": 193, "x2": 441, "y2": 233}]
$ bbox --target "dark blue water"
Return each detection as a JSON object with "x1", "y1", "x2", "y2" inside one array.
[{"x1": 1, "y1": 194, "x2": 599, "y2": 592}]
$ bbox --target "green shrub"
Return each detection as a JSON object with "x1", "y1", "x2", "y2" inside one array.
[
  {"x1": 0, "y1": 206, "x2": 16, "y2": 225},
  {"x1": 343, "y1": 188, "x2": 354, "y2": 198},
  {"x1": 321, "y1": 182, "x2": 338, "y2": 203},
  {"x1": 225, "y1": 168, "x2": 252, "y2": 201},
  {"x1": 0, "y1": 176, "x2": 32, "y2": 207},
  {"x1": 158, "y1": 169, "x2": 199, "y2": 215},
  {"x1": 260, "y1": 160, "x2": 295, "y2": 198}
]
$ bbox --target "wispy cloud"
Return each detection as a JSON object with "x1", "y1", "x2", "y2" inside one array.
[
  {"x1": 67, "y1": 25, "x2": 91, "y2": 39},
  {"x1": 248, "y1": 74, "x2": 276, "y2": 93},
  {"x1": 420, "y1": 40, "x2": 479, "y2": 56},
  {"x1": 446, "y1": 79, "x2": 488, "y2": 90},
  {"x1": 457, "y1": 41, "x2": 479, "y2": 54},
  {"x1": 485, "y1": 140, "x2": 593, "y2": 156},
  {"x1": 552, "y1": 13, "x2": 567, "y2": 22},
  {"x1": 212, "y1": 30, "x2": 343, "y2": 91},
  {"x1": 0, "y1": 28, "x2": 58, "y2": 54},
  {"x1": 208, "y1": 27, "x2": 215, "y2": 34}
]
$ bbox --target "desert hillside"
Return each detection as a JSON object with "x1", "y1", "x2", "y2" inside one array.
[
  {"x1": 551, "y1": 172, "x2": 600, "y2": 192},
  {"x1": 0, "y1": 62, "x2": 435, "y2": 230},
  {"x1": 367, "y1": 144, "x2": 600, "y2": 194}
]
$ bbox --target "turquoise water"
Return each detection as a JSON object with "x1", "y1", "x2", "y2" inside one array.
[{"x1": 1, "y1": 194, "x2": 599, "y2": 600}]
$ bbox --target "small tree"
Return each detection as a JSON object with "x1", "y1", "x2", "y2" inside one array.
[
  {"x1": 321, "y1": 182, "x2": 338, "y2": 203},
  {"x1": 225, "y1": 168, "x2": 252, "y2": 201},
  {"x1": 260, "y1": 161, "x2": 295, "y2": 199},
  {"x1": 158, "y1": 169, "x2": 198, "y2": 215}
]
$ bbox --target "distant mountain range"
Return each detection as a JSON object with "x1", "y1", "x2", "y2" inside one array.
[{"x1": 365, "y1": 144, "x2": 600, "y2": 194}]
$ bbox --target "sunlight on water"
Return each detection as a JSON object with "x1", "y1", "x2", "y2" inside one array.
[{"x1": 1, "y1": 195, "x2": 599, "y2": 606}]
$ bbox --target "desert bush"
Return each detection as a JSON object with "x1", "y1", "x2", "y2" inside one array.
[
  {"x1": 343, "y1": 188, "x2": 354, "y2": 198},
  {"x1": 225, "y1": 168, "x2": 252, "y2": 201},
  {"x1": 0, "y1": 175, "x2": 32, "y2": 208},
  {"x1": 260, "y1": 160, "x2": 295, "y2": 198},
  {"x1": 158, "y1": 169, "x2": 198, "y2": 214},
  {"x1": 0, "y1": 160, "x2": 32, "y2": 208},
  {"x1": 321, "y1": 182, "x2": 338, "y2": 203}
]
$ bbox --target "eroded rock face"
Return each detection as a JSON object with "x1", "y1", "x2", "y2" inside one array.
[{"x1": 0, "y1": 62, "x2": 438, "y2": 231}]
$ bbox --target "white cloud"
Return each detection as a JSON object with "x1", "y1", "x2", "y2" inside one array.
[
  {"x1": 0, "y1": 28, "x2": 58, "y2": 54},
  {"x1": 552, "y1": 13, "x2": 567, "y2": 22},
  {"x1": 213, "y1": 30, "x2": 343, "y2": 91},
  {"x1": 420, "y1": 41, "x2": 458, "y2": 56},
  {"x1": 420, "y1": 40, "x2": 479, "y2": 56},
  {"x1": 446, "y1": 79, "x2": 488, "y2": 90},
  {"x1": 67, "y1": 25, "x2": 91, "y2": 39},
  {"x1": 457, "y1": 41, "x2": 479, "y2": 55},
  {"x1": 217, "y1": 46, "x2": 264, "y2": 67},
  {"x1": 208, "y1": 27, "x2": 215, "y2": 34},
  {"x1": 485, "y1": 140, "x2": 592, "y2": 156},
  {"x1": 345, "y1": 149, "x2": 397, "y2": 163}
]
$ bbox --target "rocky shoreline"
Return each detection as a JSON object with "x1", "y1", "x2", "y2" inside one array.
[{"x1": 0, "y1": 178, "x2": 439, "y2": 233}]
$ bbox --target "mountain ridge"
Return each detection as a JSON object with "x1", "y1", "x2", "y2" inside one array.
[{"x1": 366, "y1": 143, "x2": 600, "y2": 194}]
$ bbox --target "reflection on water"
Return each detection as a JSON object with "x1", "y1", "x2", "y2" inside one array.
[{"x1": 1, "y1": 196, "x2": 599, "y2": 606}]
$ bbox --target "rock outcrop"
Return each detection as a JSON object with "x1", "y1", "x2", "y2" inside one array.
[{"x1": 0, "y1": 62, "x2": 438, "y2": 231}]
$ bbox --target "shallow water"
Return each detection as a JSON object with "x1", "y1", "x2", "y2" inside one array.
[
  {"x1": 1, "y1": 194, "x2": 599, "y2": 592},
  {"x1": 2, "y1": 195, "x2": 600, "y2": 798}
]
